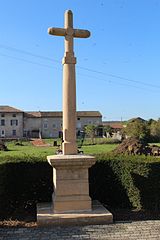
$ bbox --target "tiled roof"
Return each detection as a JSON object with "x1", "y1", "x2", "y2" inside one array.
[
  {"x1": 77, "y1": 111, "x2": 102, "y2": 117},
  {"x1": 25, "y1": 111, "x2": 102, "y2": 118},
  {"x1": 0, "y1": 106, "x2": 102, "y2": 118},
  {"x1": 24, "y1": 112, "x2": 41, "y2": 118},
  {"x1": 103, "y1": 121, "x2": 124, "y2": 129},
  {"x1": 0, "y1": 106, "x2": 22, "y2": 113}
]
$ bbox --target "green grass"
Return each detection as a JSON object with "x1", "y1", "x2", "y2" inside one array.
[
  {"x1": 0, "y1": 140, "x2": 118, "y2": 159},
  {"x1": 0, "y1": 141, "x2": 56, "y2": 159},
  {"x1": 150, "y1": 143, "x2": 160, "y2": 147},
  {"x1": 2, "y1": 139, "x2": 160, "y2": 159},
  {"x1": 43, "y1": 138, "x2": 62, "y2": 145},
  {"x1": 81, "y1": 143, "x2": 117, "y2": 155}
]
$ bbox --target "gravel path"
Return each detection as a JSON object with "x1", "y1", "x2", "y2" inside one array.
[{"x1": 1, "y1": 220, "x2": 160, "y2": 240}]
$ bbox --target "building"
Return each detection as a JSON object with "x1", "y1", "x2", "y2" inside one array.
[
  {"x1": 0, "y1": 106, "x2": 102, "y2": 139},
  {"x1": 102, "y1": 121, "x2": 125, "y2": 140},
  {"x1": 0, "y1": 106, "x2": 23, "y2": 138},
  {"x1": 103, "y1": 121, "x2": 124, "y2": 132}
]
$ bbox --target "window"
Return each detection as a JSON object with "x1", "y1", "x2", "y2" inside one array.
[
  {"x1": 1, "y1": 119, "x2": 5, "y2": 126},
  {"x1": 23, "y1": 130, "x2": 27, "y2": 137},
  {"x1": 43, "y1": 123, "x2": 48, "y2": 129},
  {"x1": 12, "y1": 130, "x2": 16, "y2": 136},
  {"x1": 77, "y1": 117, "x2": 80, "y2": 120},
  {"x1": 1, "y1": 130, "x2": 5, "y2": 137},
  {"x1": 11, "y1": 119, "x2": 18, "y2": 126},
  {"x1": 12, "y1": 114, "x2": 16, "y2": 117},
  {"x1": 53, "y1": 123, "x2": 57, "y2": 128},
  {"x1": 1, "y1": 114, "x2": 5, "y2": 117}
]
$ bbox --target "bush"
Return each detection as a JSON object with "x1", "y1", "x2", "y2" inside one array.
[
  {"x1": 90, "y1": 153, "x2": 160, "y2": 210},
  {"x1": 0, "y1": 156, "x2": 53, "y2": 219},
  {"x1": 1, "y1": 153, "x2": 160, "y2": 220}
]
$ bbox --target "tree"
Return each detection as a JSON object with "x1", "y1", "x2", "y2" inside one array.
[
  {"x1": 150, "y1": 119, "x2": 160, "y2": 142},
  {"x1": 123, "y1": 118, "x2": 149, "y2": 142},
  {"x1": 84, "y1": 124, "x2": 96, "y2": 144},
  {"x1": 104, "y1": 125, "x2": 113, "y2": 137}
]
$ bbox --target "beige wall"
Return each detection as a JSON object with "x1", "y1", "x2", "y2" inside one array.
[
  {"x1": 76, "y1": 117, "x2": 102, "y2": 130},
  {"x1": 0, "y1": 113, "x2": 102, "y2": 139},
  {"x1": 23, "y1": 117, "x2": 41, "y2": 138},
  {"x1": 41, "y1": 117, "x2": 62, "y2": 138},
  {"x1": 24, "y1": 116, "x2": 101, "y2": 138},
  {"x1": 0, "y1": 112, "x2": 23, "y2": 138}
]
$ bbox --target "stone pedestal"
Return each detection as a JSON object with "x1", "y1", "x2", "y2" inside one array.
[
  {"x1": 47, "y1": 154, "x2": 96, "y2": 213},
  {"x1": 37, "y1": 154, "x2": 113, "y2": 226}
]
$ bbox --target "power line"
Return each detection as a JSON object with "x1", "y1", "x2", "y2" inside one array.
[
  {"x1": 77, "y1": 72, "x2": 160, "y2": 93},
  {"x1": 0, "y1": 51, "x2": 159, "y2": 93},
  {"x1": 0, "y1": 43, "x2": 160, "y2": 92},
  {"x1": 0, "y1": 44, "x2": 59, "y2": 63},
  {"x1": 77, "y1": 66, "x2": 160, "y2": 89},
  {"x1": 0, "y1": 50, "x2": 155, "y2": 92},
  {"x1": 0, "y1": 52, "x2": 60, "y2": 70}
]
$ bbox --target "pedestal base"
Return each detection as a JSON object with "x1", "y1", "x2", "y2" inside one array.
[
  {"x1": 37, "y1": 201, "x2": 113, "y2": 226},
  {"x1": 47, "y1": 154, "x2": 96, "y2": 213},
  {"x1": 37, "y1": 154, "x2": 113, "y2": 226}
]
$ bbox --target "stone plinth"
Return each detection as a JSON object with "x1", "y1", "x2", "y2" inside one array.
[
  {"x1": 37, "y1": 200, "x2": 113, "y2": 226},
  {"x1": 47, "y1": 154, "x2": 96, "y2": 213},
  {"x1": 37, "y1": 154, "x2": 113, "y2": 226}
]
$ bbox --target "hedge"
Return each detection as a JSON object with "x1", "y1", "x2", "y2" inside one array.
[
  {"x1": 90, "y1": 154, "x2": 158, "y2": 210},
  {"x1": 1, "y1": 154, "x2": 160, "y2": 220},
  {"x1": 0, "y1": 156, "x2": 53, "y2": 219}
]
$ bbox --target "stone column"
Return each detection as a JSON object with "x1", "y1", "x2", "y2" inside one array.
[
  {"x1": 62, "y1": 50, "x2": 77, "y2": 155},
  {"x1": 47, "y1": 10, "x2": 96, "y2": 213}
]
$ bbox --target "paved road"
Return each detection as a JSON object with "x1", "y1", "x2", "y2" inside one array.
[{"x1": 1, "y1": 221, "x2": 160, "y2": 240}]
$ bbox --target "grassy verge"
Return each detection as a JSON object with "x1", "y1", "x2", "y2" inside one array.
[{"x1": 0, "y1": 140, "x2": 118, "y2": 159}]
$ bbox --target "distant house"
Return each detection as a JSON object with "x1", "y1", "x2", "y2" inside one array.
[
  {"x1": 0, "y1": 106, "x2": 102, "y2": 139},
  {"x1": 127, "y1": 117, "x2": 146, "y2": 123},
  {"x1": 0, "y1": 106, "x2": 24, "y2": 138},
  {"x1": 102, "y1": 121, "x2": 125, "y2": 140},
  {"x1": 103, "y1": 121, "x2": 124, "y2": 132}
]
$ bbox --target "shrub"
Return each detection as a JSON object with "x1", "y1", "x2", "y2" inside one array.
[
  {"x1": 1, "y1": 153, "x2": 160, "y2": 220},
  {"x1": 90, "y1": 153, "x2": 160, "y2": 210},
  {"x1": 0, "y1": 156, "x2": 53, "y2": 219}
]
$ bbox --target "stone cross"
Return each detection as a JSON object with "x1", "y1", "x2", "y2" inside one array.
[{"x1": 48, "y1": 10, "x2": 90, "y2": 155}]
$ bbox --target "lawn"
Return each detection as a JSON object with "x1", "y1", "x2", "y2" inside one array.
[
  {"x1": 82, "y1": 143, "x2": 117, "y2": 155},
  {"x1": 1, "y1": 139, "x2": 160, "y2": 159},
  {"x1": 0, "y1": 141, "x2": 56, "y2": 159},
  {"x1": 0, "y1": 140, "x2": 118, "y2": 159}
]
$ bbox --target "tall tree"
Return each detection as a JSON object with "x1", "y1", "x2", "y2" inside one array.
[
  {"x1": 123, "y1": 118, "x2": 149, "y2": 141},
  {"x1": 84, "y1": 124, "x2": 96, "y2": 144},
  {"x1": 150, "y1": 119, "x2": 160, "y2": 142}
]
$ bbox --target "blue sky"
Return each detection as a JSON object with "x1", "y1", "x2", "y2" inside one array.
[{"x1": 0, "y1": 0, "x2": 160, "y2": 121}]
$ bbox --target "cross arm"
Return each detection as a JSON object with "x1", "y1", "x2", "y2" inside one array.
[
  {"x1": 74, "y1": 29, "x2": 90, "y2": 38},
  {"x1": 48, "y1": 27, "x2": 66, "y2": 37}
]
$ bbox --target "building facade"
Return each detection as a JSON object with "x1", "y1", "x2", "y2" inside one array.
[{"x1": 0, "y1": 106, "x2": 102, "y2": 139}]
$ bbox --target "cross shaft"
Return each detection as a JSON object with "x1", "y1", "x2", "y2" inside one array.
[{"x1": 48, "y1": 10, "x2": 90, "y2": 155}]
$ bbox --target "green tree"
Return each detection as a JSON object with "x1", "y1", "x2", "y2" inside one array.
[
  {"x1": 124, "y1": 118, "x2": 149, "y2": 141},
  {"x1": 84, "y1": 124, "x2": 96, "y2": 144},
  {"x1": 104, "y1": 125, "x2": 113, "y2": 137},
  {"x1": 150, "y1": 120, "x2": 160, "y2": 142}
]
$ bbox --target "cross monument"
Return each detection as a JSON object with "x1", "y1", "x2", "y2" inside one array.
[
  {"x1": 48, "y1": 10, "x2": 90, "y2": 154},
  {"x1": 37, "y1": 10, "x2": 113, "y2": 225}
]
